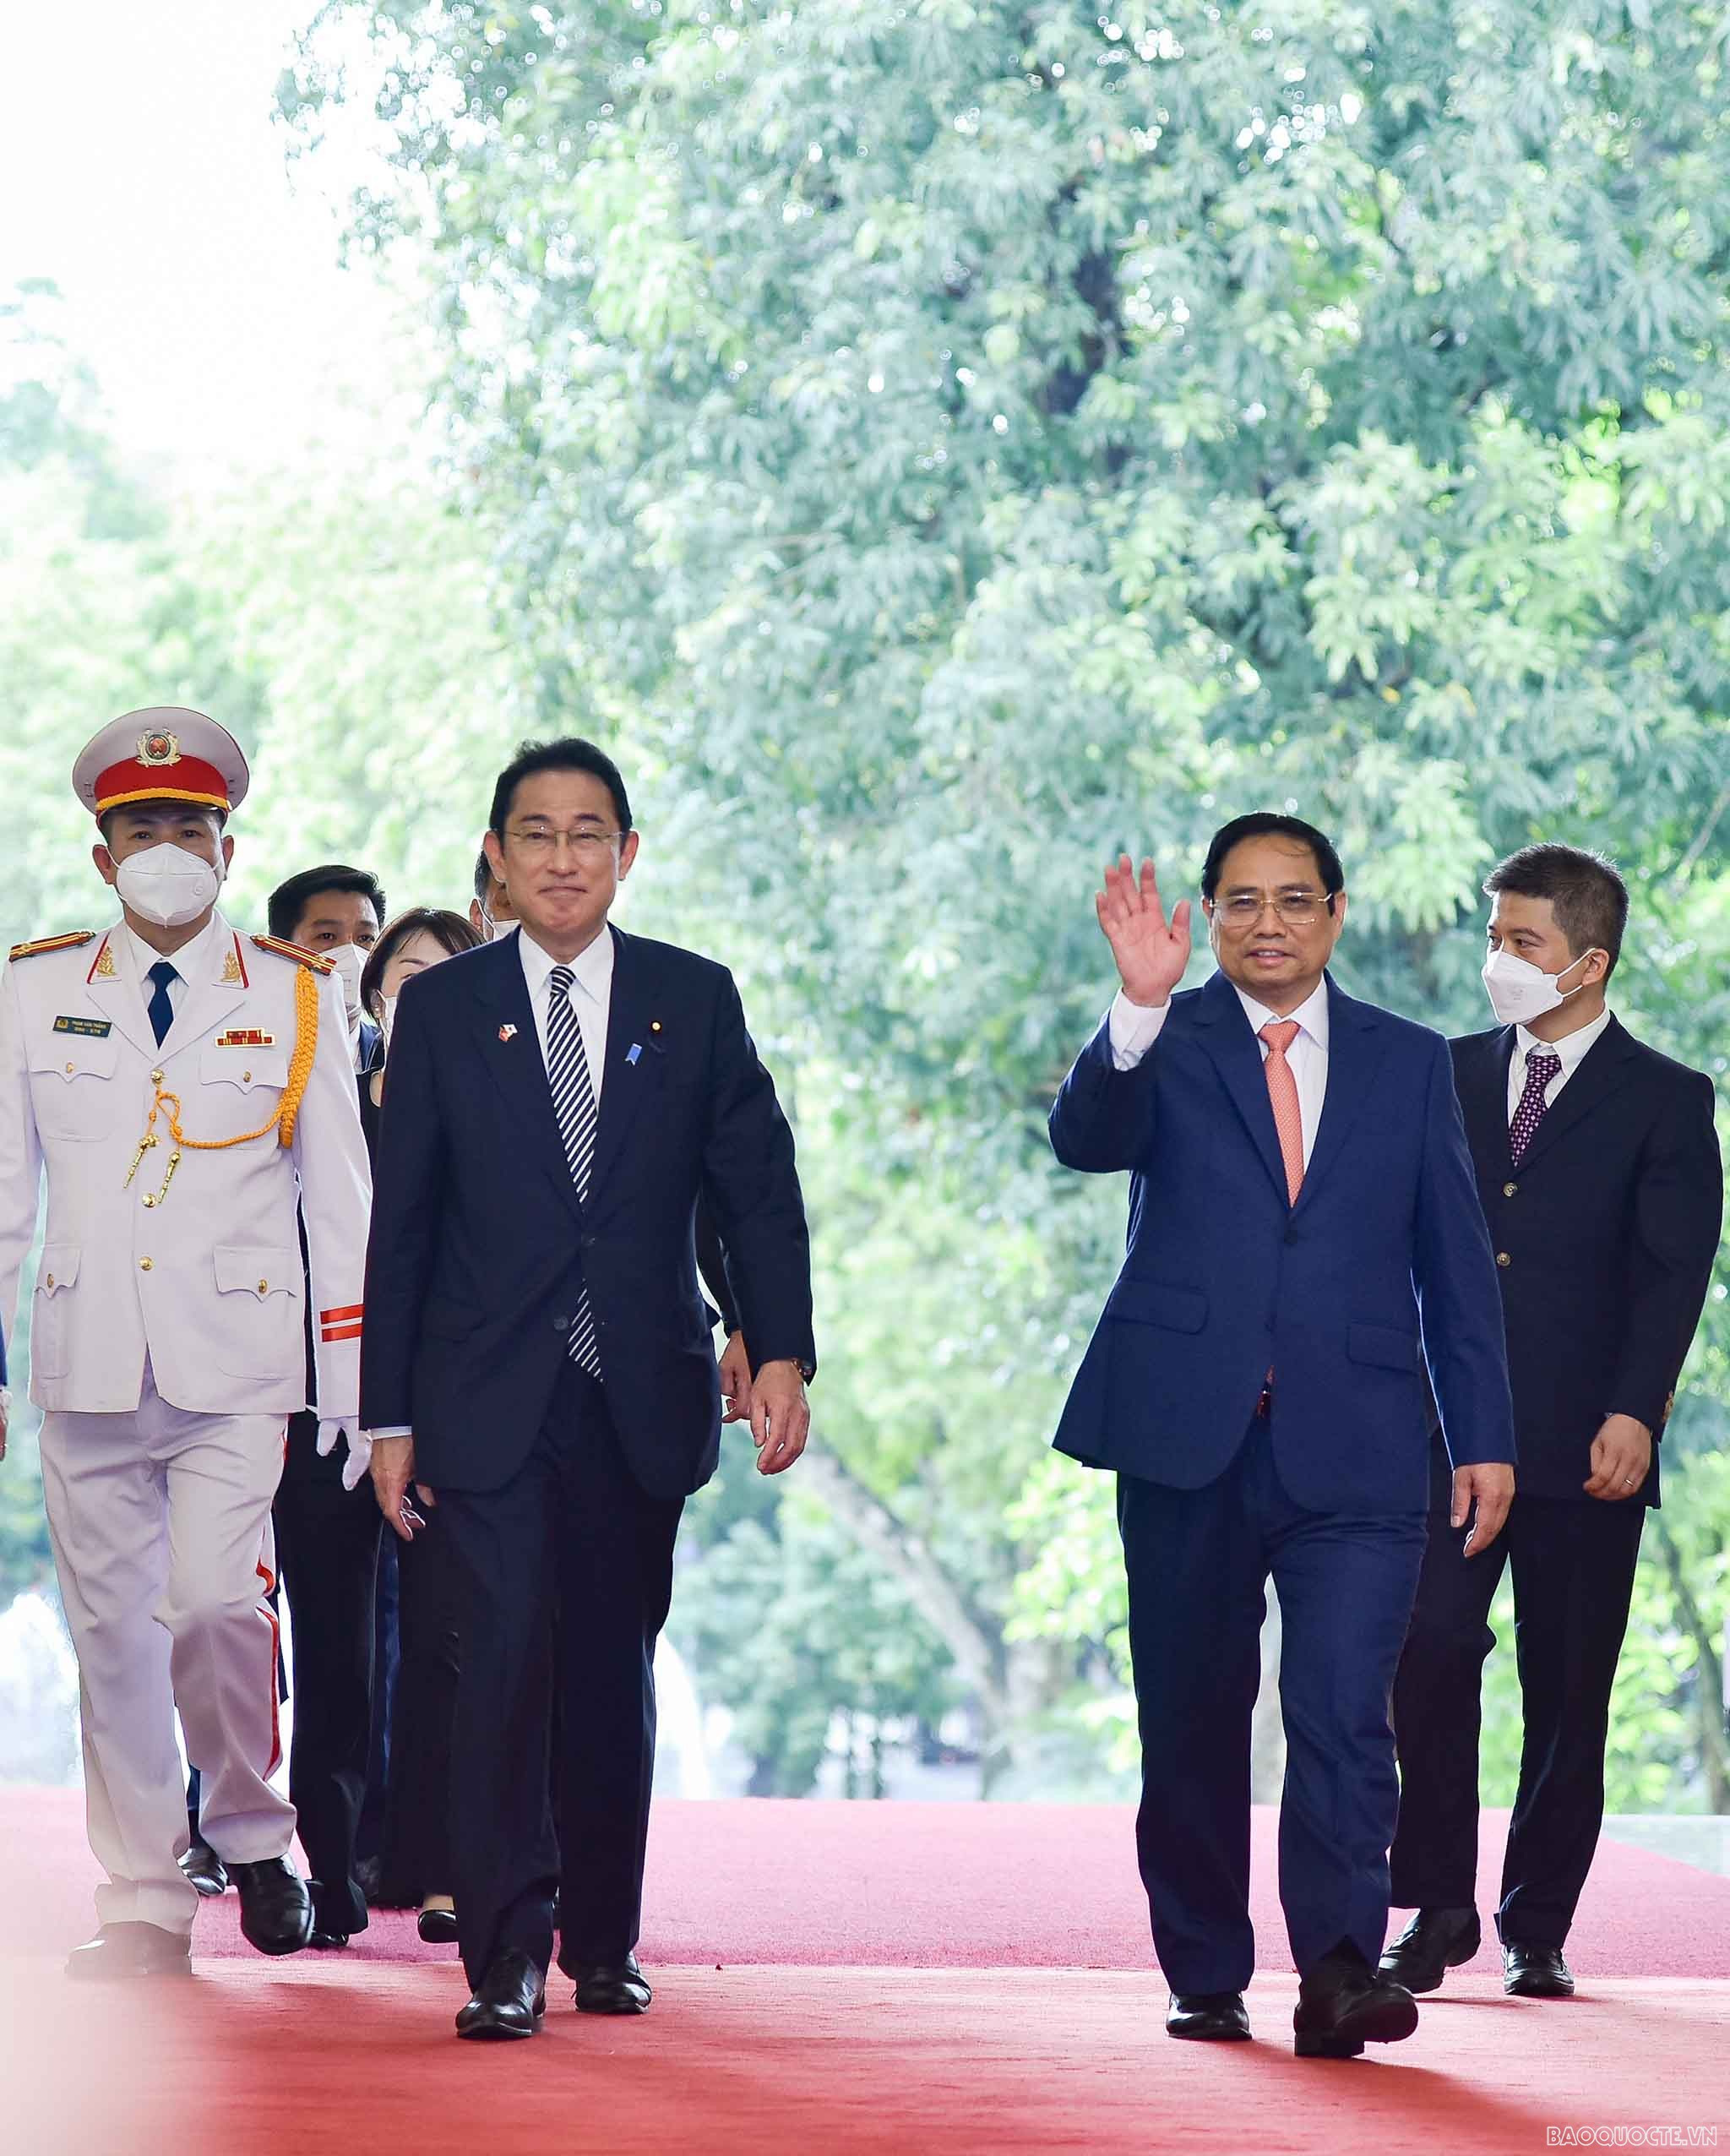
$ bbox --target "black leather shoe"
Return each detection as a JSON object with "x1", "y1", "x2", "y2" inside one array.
[
  {"x1": 1379, "y1": 1907, "x2": 1480, "y2": 1994},
  {"x1": 228, "y1": 1858, "x2": 314, "y2": 1957},
  {"x1": 65, "y1": 1923, "x2": 193, "y2": 1981},
  {"x1": 1166, "y1": 1990, "x2": 1251, "y2": 2041},
  {"x1": 569, "y1": 1953, "x2": 652, "y2": 2015},
  {"x1": 308, "y1": 1927, "x2": 350, "y2": 1950},
  {"x1": 455, "y1": 1950, "x2": 546, "y2": 2040},
  {"x1": 1503, "y1": 1943, "x2": 1574, "y2": 1998},
  {"x1": 178, "y1": 1843, "x2": 228, "y2": 1897},
  {"x1": 1293, "y1": 1946, "x2": 1419, "y2": 2059},
  {"x1": 417, "y1": 1905, "x2": 460, "y2": 1946}
]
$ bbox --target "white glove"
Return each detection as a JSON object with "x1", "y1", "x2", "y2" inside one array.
[{"x1": 317, "y1": 1418, "x2": 373, "y2": 1493}]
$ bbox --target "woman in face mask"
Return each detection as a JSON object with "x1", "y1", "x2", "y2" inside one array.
[{"x1": 354, "y1": 908, "x2": 482, "y2": 1942}]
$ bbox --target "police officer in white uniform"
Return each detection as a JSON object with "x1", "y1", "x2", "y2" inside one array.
[{"x1": 0, "y1": 708, "x2": 373, "y2": 1978}]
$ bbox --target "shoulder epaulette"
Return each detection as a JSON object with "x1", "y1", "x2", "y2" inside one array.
[
  {"x1": 9, "y1": 931, "x2": 96, "y2": 963},
  {"x1": 250, "y1": 934, "x2": 335, "y2": 975}
]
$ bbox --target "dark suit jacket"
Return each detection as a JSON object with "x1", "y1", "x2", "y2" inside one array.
[
  {"x1": 359, "y1": 926, "x2": 814, "y2": 1500},
  {"x1": 1049, "y1": 970, "x2": 1515, "y2": 1514},
  {"x1": 1447, "y1": 1015, "x2": 1722, "y2": 1505}
]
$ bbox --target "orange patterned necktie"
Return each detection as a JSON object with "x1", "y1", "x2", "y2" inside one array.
[{"x1": 1259, "y1": 1020, "x2": 1304, "y2": 1205}]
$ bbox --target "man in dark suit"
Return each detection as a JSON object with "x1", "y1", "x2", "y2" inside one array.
[
  {"x1": 361, "y1": 738, "x2": 815, "y2": 2041},
  {"x1": 1384, "y1": 845, "x2": 1722, "y2": 2001},
  {"x1": 1050, "y1": 814, "x2": 1516, "y2": 2059}
]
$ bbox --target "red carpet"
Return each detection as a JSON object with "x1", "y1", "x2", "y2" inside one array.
[
  {"x1": 11, "y1": 1788, "x2": 1730, "y2": 1976},
  {"x1": 6, "y1": 1790, "x2": 1728, "y2": 2153}
]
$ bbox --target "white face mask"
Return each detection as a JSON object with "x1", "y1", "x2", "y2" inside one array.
[
  {"x1": 378, "y1": 994, "x2": 398, "y2": 1049},
  {"x1": 325, "y1": 942, "x2": 366, "y2": 1022},
  {"x1": 1481, "y1": 945, "x2": 1596, "y2": 1027},
  {"x1": 114, "y1": 841, "x2": 222, "y2": 929}
]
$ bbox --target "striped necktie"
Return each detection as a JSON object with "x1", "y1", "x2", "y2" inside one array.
[{"x1": 546, "y1": 964, "x2": 602, "y2": 1375}]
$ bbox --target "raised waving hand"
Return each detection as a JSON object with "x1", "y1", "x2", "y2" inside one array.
[{"x1": 1096, "y1": 856, "x2": 1193, "y2": 1009}]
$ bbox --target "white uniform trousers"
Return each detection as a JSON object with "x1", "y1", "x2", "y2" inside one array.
[{"x1": 37, "y1": 1367, "x2": 296, "y2": 1936}]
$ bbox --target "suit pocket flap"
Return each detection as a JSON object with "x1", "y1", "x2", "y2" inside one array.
[
  {"x1": 214, "y1": 1244, "x2": 300, "y2": 1300},
  {"x1": 30, "y1": 1034, "x2": 118, "y2": 1082},
  {"x1": 200, "y1": 1041, "x2": 291, "y2": 1093},
  {"x1": 1105, "y1": 1277, "x2": 1208, "y2": 1335},
  {"x1": 38, "y1": 1244, "x2": 79, "y2": 1294},
  {"x1": 1346, "y1": 1322, "x2": 1420, "y2": 1372}
]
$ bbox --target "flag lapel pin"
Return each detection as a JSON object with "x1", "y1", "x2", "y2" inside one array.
[{"x1": 498, "y1": 1023, "x2": 518, "y2": 1043}]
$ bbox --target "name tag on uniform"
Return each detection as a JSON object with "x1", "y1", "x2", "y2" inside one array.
[
  {"x1": 216, "y1": 1028, "x2": 275, "y2": 1048},
  {"x1": 53, "y1": 1015, "x2": 112, "y2": 1037}
]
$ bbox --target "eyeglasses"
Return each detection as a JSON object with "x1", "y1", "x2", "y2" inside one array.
[
  {"x1": 1209, "y1": 890, "x2": 1336, "y2": 928},
  {"x1": 504, "y1": 826, "x2": 623, "y2": 860}
]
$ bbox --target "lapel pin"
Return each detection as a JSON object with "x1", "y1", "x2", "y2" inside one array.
[
  {"x1": 627, "y1": 1043, "x2": 642, "y2": 1066},
  {"x1": 498, "y1": 1024, "x2": 518, "y2": 1043},
  {"x1": 650, "y1": 1020, "x2": 662, "y2": 1033}
]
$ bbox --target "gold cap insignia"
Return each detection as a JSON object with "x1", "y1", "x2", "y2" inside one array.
[{"x1": 137, "y1": 729, "x2": 182, "y2": 766}]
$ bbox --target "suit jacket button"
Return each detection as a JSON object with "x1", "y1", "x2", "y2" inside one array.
[
  {"x1": 1495, "y1": 1251, "x2": 1511, "y2": 1268},
  {"x1": 1503, "y1": 1181, "x2": 1517, "y2": 1197},
  {"x1": 552, "y1": 1314, "x2": 569, "y2": 1330},
  {"x1": 139, "y1": 1258, "x2": 154, "y2": 1272}
]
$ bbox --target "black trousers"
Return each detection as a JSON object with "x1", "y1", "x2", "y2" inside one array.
[
  {"x1": 272, "y1": 1411, "x2": 384, "y2": 1934},
  {"x1": 1119, "y1": 1419, "x2": 1428, "y2": 1994},
  {"x1": 1390, "y1": 1484, "x2": 1645, "y2": 1948},
  {"x1": 438, "y1": 1363, "x2": 683, "y2": 1990},
  {"x1": 377, "y1": 1505, "x2": 462, "y2": 1904}
]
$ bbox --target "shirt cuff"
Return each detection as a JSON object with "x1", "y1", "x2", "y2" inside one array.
[
  {"x1": 364, "y1": 1425, "x2": 413, "y2": 1441},
  {"x1": 1107, "y1": 991, "x2": 1172, "y2": 1070}
]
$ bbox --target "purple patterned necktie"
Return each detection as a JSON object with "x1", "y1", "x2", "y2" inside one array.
[{"x1": 1509, "y1": 1048, "x2": 1562, "y2": 1163}]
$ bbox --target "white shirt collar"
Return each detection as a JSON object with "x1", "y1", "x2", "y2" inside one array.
[
  {"x1": 1232, "y1": 973, "x2": 1331, "y2": 1051},
  {"x1": 121, "y1": 912, "x2": 220, "y2": 988},
  {"x1": 517, "y1": 922, "x2": 615, "y2": 1005},
  {"x1": 1515, "y1": 1004, "x2": 1611, "y2": 1077}
]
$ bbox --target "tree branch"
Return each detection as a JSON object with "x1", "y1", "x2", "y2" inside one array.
[{"x1": 798, "y1": 1449, "x2": 1010, "y2": 1729}]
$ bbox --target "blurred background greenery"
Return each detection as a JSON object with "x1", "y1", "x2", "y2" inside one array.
[{"x1": 2, "y1": 0, "x2": 1726, "y2": 1808}]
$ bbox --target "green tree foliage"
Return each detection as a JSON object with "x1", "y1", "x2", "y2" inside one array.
[{"x1": 287, "y1": 0, "x2": 1730, "y2": 1801}]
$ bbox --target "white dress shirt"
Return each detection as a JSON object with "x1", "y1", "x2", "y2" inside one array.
[
  {"x1": 1506, "y1": 1005, "x2": 1612, "y2": 1121},
  {"x1": 122, "y1": 916, "x2": 220, "y2": 1029},
  {"x1": 516, "y1": 922, "x2": 613, "y2": 1100},
  {"x1": 1107, "y1": 975, "x2": 1331, "y2": 1167}
]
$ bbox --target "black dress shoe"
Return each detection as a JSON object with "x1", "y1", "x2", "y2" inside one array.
[
  {"x1": 228, "y1": 1858, "x2": 314, "y2": 1957},
  {"x1": 308, "y1": 1927, "x2": 350, "y2": 1950},
  {"x1": 569, "y1": 1953, "x2": 652, "y2": 2015},
  {"x1": 455, "y1": 1950, "x2": 546, "y2": 2041},
  {"x1": 65, "y1": 1923, "x2": 193, "y2": 1981},
  {"x1": 417, "y1": 1906, "x2": 460, "y2": 1946},
  {"x1": 1293, "y1": 1946, "x2": 1419, "y2": 2059},
  {"x1": 1503, "y1": 1943, "x2": 1574, "y2": 1998},
  {"x1": 1166, "y1": 1990, "x2": 1251, "y2": 2041},
  {"x1": 1379, "y1": 1907, "x2": 1481, "y2": 1994},
  {"x1": 178, "y1": 1843, "x2": 228, "y2": 1897}
]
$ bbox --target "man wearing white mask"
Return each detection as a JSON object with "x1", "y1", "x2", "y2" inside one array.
[
  {"x1": 0, "y1": 708, "x2": 373, "y2": 1977},
  {"x1": 1385, "y1": 844, "x2": 1721, "y2": 2002},
  {"x1": 267, "y1": 864, "x2": 388, "y2": 1073}
]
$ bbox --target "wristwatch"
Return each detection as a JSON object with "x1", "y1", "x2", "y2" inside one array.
[{"x1": 796, "y1": 1358, "x2": 815, "y2": 1385}]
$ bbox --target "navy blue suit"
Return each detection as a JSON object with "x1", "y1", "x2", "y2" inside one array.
[
  {"x1": 361, "y1": 925, "x2": 813, "y2": 1985},
  {"x1": 1050, "y1": 969, "x2": 1515, "y2": 1991}
]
